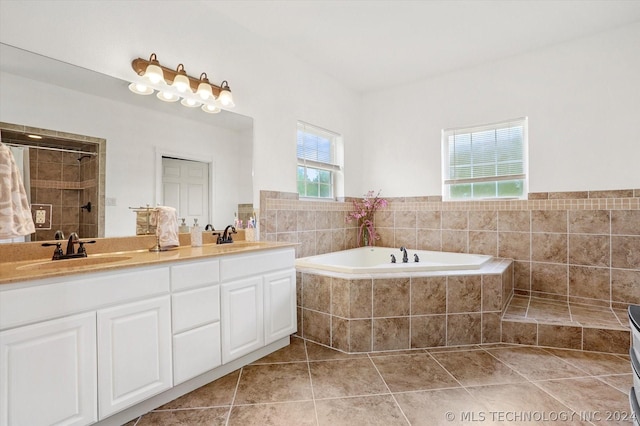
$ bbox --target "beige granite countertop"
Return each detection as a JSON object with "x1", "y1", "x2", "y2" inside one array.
[{"x1": 0, "y1": 240, "x2": 296, "y2": 285}]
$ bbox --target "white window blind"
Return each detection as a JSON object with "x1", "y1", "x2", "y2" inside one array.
[
  {"x1": 442, "y1": 118, "x2": 527, "y2": 200},
  {"x1": 297, "y1": 122, "x2": 341, "y2": 199}
]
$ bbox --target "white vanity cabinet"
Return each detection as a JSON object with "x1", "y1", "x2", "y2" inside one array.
[
  {"x1": 0, "y1": 312, "x2": 97, "y2": 426},
  {"x1": 220, "y1": 248, "x2": 296, "y2": 363},
  {"x1": 0, "y1": 266, "x2": 171, "y2": 425},
  {"x1": 170, "y1": 259, "x2": 222, "y2": 385},
  {"x1": 97, "y1": 296, "x2": 172, "y2": 419}
]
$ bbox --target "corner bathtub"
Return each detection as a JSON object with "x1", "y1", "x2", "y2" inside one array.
[{"x1": 295, "y1": 246, "x2": 492, "y2": 274}]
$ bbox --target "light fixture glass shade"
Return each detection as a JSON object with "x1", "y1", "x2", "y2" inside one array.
[
  {"x1": 128, "y1": 82, "x2": 154, "y2": 95},
  {"x1": 201, "y1": 104, "x2": 221, "y2": 114},
  {"x1": 218, "y1": 88, "x2": 234, "y2": 107},
  {"x1": 157, "y1": 91, "x2": 180, "y2": 102},
  {"x1": 180, "y1": 97, "x2": 201, "y2": 108},
  {"x1": 143, "y1": 63, "x2": 164, "y2": 84},
  {"x1": 196, "y1": 82, "x2": 213, "y2": 100}
]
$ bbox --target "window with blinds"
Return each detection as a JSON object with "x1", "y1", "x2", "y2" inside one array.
[
  {"x1": 297, "y1": 122, "x2": 341, "y2": 199},
  {"x1": 442, "y1": 118, "x2": 527, "y2": 200}
]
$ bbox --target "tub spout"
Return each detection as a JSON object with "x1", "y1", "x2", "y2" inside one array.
[{"x1": 400, "y1": 246, "x2": 408, "y2": 263}]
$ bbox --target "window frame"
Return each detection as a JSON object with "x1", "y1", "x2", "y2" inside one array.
[
  {"x1": 296, "y1": 121, "x2": 343, "y2": 200},
  {"x1": 441, "y1": 117, "x2": 528, "y2": 201}
]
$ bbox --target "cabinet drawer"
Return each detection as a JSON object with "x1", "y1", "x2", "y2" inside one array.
[
  {"x1": 173, "y1": 322, "x2": 221, "y2": 385},
  {"x1": 171, "y1": 259, "x2": 219, "y2": 292},
  {"x1": 220, "y1": 248, "x2": 294, "y2": 282},
  {"x1": 1, "y1": 266, "x2": 170, "y2": 330},
  {"x1": 172, "y1": 285, "x2": 220, "y2": 334}
]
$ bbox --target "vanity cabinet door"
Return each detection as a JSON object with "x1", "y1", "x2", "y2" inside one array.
[
  {"x1": 264, "y1": 268, "x2": 297, "y2": 345},
  {"x1": 97, "y1": 296, "x2": 172, "y2": 419},
  {"x1": 221, "y1": 276, "x2": 264, "y2": 364},
  {"x1": 0, "y1": 312, "x2": 97, "y2": 426}
]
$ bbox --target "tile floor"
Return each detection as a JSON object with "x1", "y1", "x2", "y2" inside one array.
[{"x1": 126, "y1": 336, "x2": 635, "y2": 425}]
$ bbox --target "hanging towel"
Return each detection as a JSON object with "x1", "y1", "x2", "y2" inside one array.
[
  {"x1": 0, "y1": 142, "x2": 36, "y2": 239},
  {"x1": 155, "y1": 206, "x2": 179, "y2": 249}
]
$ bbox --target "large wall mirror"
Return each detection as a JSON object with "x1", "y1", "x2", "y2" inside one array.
[{"x1": 0, "y1": 43, "x2": 253, "y2": 240}]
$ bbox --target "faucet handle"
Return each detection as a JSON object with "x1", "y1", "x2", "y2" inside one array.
[{"x1": 42, "y1": 242, "x2": 63, "y2": 260}]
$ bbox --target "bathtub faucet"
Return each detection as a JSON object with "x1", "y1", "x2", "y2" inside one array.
[
  {"x1": 400, "y1": 246, "x2": 408, "y2": 263},
  {"x1": 390, "y1": 254, "x2": 396, "y2": 263},
  {"x1": 414, "y1": 253, "x2": 420, "y2": 263}
]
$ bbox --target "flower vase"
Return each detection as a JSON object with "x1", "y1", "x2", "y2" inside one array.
[{"x1": 360, "y1": 223, "x2": 369, "y2": 247}]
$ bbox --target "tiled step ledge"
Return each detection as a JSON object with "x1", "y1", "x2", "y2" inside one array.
[{"x1": 501, "y1": 295, "x2": 630, "y2": 354}]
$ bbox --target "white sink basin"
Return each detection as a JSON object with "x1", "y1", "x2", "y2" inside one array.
[{"x1": 17, "y1": 255, "x2": 132, "y2": 271}]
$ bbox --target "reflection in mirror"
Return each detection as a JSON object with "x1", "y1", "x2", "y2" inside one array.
[
  {"x1": 0, "y1": 43, "x2": 253, "y2": 239},
  {"x1": 0, "y1": 122, "x2": 105, "y2": 241}
]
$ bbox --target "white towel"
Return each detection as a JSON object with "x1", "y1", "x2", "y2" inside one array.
[
  {"x1": 0, "y1": 142, "x2": 36, "y2": 239},
  {"x1": 156, "y1": 206, "x2": 179, "y2": 249}
]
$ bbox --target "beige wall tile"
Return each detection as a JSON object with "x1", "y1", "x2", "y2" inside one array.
[
  {"x1": 331, "y1": 278, "x2": 350, "y2": 318},
  {"x1": 442, "y1": 230, "x2": 467, "y2": 253},
  {"x1": 469, "y1": 231, "x2": 498, "y2": 256},
  {"x1": 611, "y1": 269, "x2": 640, "y2": 305},
  {"x1": 569, "y1": 210, "x2": 610, "y2": 234},
  {"x1": 373, "y1": 318, "x2": 410, "y2": 351},
  {"x1": 447, "y1": 313, "x2": 481, "y2": 345},
  {"x1": 417, "y1": 210, "x2": 441, "y2": 229},
  {"x1": 411, "y1": 276, "x2": 446, "y2": 315},
  {"x1": 373, "y1": 278, "x2": 410, "y2": 317},
  {"x1": 303, "y1": 273, "x2": 331, "y2": 313},
  {"x1": 611, "y1": 236, "x2": 640, "y2": 269},
  {"x1": 499, "y1": 232, "x2": 531, "y2": 260},
  {"x1": 447, "y1": 275, "x2": 482, "y2": 313},
  {"x1": 395, "y1": 211, "x2": 417, "y2": 228},
  {"x1": 417, "y1": 229, "x2": 441, "y2": 251},
  {"x1": 531, "y1": 262, "x2": 568, "y2": 296},
  {"x1": 411, "y1": 315, "x2": 446, "y2": 348},
  {"x1": 482, "y1": 312, "x2": 501, "y2": 344},
  {"x1": 532, "y1": 210, "x2": 567, "y2": 233},
  {"x1": 582, "y1": 327, "x2": 630, "y2": 354},
  {"x1": 442, "y1": 211, "x2": 468, "y2": 230},
  {"x1": 531, "y1": 233, "x2": 567, "y2": 264},
  {"x1": 538, "y1": 324, "x2": 582, "y2": 350},
  {"x1": 498, "y1": 211, "x2": 530, "y2": 232},
  {"x1": 332, "y1": 317, "x2": 349, "y2": 352},
  {"x1": 568, "y1": 234, "x2": 610, "y2": 267},
  {"x1": 469, "y1": 211, "x2": 497, "y2": 231},
  {"x1": 501, "y1": 320, "x2": 537, "y2": 345},
  {"x1": 302, "y1": 309, "x2": 331, "y2": 346},
  {"x1": 568, "y1": 266, "x2": 610, "y2": 301},
  {"x1": 482, "y1": 275, "x2": 503, "y2": 312},
  {"x1": 350, "y1": 280, "x2": 373, "y2": 319},
  {"x1": 350, "y1": 319, "x2": 372, "y2": 352},
  {"x1": 611, "y1": 210, "x2": 640, "y2": 235}
]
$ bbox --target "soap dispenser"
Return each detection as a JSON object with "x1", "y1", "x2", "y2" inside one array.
[
  {"x1": 190, "y1": 218, "x2": 202, "y2": 247},
  {"x1": 179, "y1": 218, "x2": 190, "y2": 233}
]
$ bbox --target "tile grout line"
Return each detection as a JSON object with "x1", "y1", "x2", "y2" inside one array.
[
  {"x1": 303, "y1": 339, "x2": 321, "y2": 426},
  {"x1": 366, "y1": 352, "x2": 413, "y2": 425},
  {"x1": 223, "y1": 365, "x2": 244, "y2": 426}
]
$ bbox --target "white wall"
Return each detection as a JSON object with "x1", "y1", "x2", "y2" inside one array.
[
  {"x1": 0, "y1": 0, "x2": 363, "y2": 207},
  {"x1": 362, "y1": 22, "x2": 640, "y2": 196},
  {"x1": 0, "y1": 72, "x2": 251, "y2": 236}
]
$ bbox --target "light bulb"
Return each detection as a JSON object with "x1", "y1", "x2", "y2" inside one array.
[
  {"x1": 201, "y1": 104, "x2": 221, "y2": 114},
  {"x1": 128, "y1": 82, "x2": 153, "y2": 95},
  {"x1": 180, "y1": 97, "x2": 201, "y2": 108},
  {"x1": 157, "y1": 91, "x2": 179, "y2": 102}
]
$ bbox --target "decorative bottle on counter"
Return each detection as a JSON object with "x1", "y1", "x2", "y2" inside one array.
[
  {"x1": 179, "y1": 218, "x2": 190, "y2": 233},
  {"x1": 190, "y1": 219, "x2": 202, "y2": 247}
]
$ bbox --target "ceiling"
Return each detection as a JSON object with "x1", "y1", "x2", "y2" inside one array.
[{"x1": 204, "y1": 0, "x2": 640, "y2": 93}]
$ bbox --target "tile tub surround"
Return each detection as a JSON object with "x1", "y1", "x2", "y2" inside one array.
[
  {"x1": 261, "y1": 189, "x2": 639, "y2": 309},
  {"x1": 125, "y1": 336, "x2": 633, "y2": 426},
  {"x1": 296, "y1": 259, "x2": 513, "y2": 353}
]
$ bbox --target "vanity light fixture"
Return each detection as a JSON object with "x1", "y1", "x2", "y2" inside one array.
[{"x1": 128, "y1": 53, "x2": 235, "y2": 114}]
